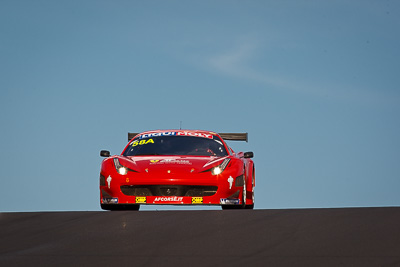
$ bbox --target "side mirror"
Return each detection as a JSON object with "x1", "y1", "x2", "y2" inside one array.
[
  {"x1": 100, "y1": 150, "x2": 110, "y2": 157},
  {"x1": 244, "y1": 151, "x2": 254, "y2": 158}
]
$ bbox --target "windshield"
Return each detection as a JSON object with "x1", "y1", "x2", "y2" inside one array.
[{"x1": 123, "y1": 135, "x2": 228, "y2": 157}]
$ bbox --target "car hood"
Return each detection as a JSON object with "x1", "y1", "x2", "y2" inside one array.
[{"x1": 123, "y1": 155, "x2": 228, "y2": 174}]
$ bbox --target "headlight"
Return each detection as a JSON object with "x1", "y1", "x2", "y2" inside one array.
[
  {"x1": 113, "y1": 158, "x2": 128, "y2": 175},
  {"x1": 211, "y1": 158, "x2": 230, "y2": 175},
  {"x1": 118, "y1": 167, "x2": 127, "y2": 175},
  {"x1": 212, "y1": 166, "x2": 222, "y2": 175}
]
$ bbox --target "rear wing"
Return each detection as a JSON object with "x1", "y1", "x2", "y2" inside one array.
[
  {"x1": 128, "y1": 133, "x2": 140, "y2": 141},
  {"x1": 128, "y1": 132, "x2": 248, "y2": 142},
  {"x1": 218, "y1": 133, "x2": 248, "y2": 142}
]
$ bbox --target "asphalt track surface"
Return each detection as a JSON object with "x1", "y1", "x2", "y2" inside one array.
[{"x1": 1, "y1": 207, "x2": 400, "y2": 267}]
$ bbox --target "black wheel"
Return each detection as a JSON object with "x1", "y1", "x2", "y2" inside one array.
[
  {"x1": 241, "y1": 176, "x2": 247, "y2": 208},
  {"x1": 245, "y1": 169, "x2": 255, "y2": 209},
  {"x1": 221, "y1": 205, "x2": 237, "y2": 210},
  {"x1": 101, "y1": 204, "x2": 140, "y2": 211}
]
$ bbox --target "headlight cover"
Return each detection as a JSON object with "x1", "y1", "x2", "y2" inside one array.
[
  {"x1": 113, "y1": 158, "x2": 127, "y2": 175},
  {"x1": 211, "y1": 158, "x2": 230, "y2": 175}
]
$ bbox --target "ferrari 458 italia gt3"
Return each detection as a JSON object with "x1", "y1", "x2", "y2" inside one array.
[{"x1": 99, "y1": 130, "x2": 255, "y2": 210}]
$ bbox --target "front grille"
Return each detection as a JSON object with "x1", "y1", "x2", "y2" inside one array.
[{"x1": 121, "y1": 185, "x2": 218, "y2": 197}]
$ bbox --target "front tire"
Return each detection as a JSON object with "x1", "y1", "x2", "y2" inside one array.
[
  {"x1": 241, "y1": 176, "x2": 246, "y2": 208},
  {"x1": 246, "y1": 176, "x2": 254, "y2": 209},
  {"x1": 221, "y1": 205, "x2": 237, "y2": 210},
  {"x1": 101, "y1": 204, "x2": 140, "y2": 211}
]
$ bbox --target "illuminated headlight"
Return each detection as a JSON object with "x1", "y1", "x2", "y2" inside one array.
[
  {"x1": 212, "y1": 166, "x2": 222, "y2": 175},
  {"x1": 118, "y1": 167, "x2": 127, "y2": 175},
  {"x1": 113, "y1": 158, "x2": 128, "y2": 175},
  {"x1": 211, "y1": 158, "x2": 230, "y2": 175}
]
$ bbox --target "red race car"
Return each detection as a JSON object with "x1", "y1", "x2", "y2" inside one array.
[{"x1": 99, "y1": 130, "x2": 255, "y2": 210}]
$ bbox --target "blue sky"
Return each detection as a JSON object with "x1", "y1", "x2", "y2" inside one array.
[{"x1": 1, "y1": 0, "x2": 399, "y2": 211}]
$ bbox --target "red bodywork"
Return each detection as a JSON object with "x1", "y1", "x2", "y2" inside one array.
[{"x1": 99, "y1": 130, "x2": 255, "y2": 210}]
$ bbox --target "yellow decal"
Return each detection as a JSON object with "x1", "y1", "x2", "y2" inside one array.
[
  {"x1": 150, "y1": 159, "x2": 160, "y2": 163},
  {"x1": 136, "y1": 197, "x2": 146, "y2": 204},
  {"x1": 192, "y1": 197, "x2": 203, "y2": 204},
  {"x1": 132, "y1": 139, "x2": 154, "y2": 147},
  {"x1": 126, "y1": 178, "x2": 130, "y2": 182}
]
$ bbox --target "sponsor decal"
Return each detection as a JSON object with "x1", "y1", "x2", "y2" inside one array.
[
  {"x1": 102, "y1": 198, "x2": 118, "y2": 204},
  {"x1": 220, "y1": 198, "x2": 240, "y2": 205},
  {"x1": 131, "y1": 138, "x2": 154, "y2": 147},
  {"x1": 140, "y1": 132, "x2": 177, "y2": 139},
  {"x1": 135, "y1": 197, "x2": 146, "y2": 204},
  {"x1": 106, "y1": 176, "x2": 112, "y2": 189},
  {"x1": 139, "y1": 131, "x2": 213, "y2": 139},
  {"x1": 176, "y1": 131, "x2": 213, "y2": 139},
  {"x1": 228, "y1": 176, "x2": 234, "y2": 189},
  {"x1": 150, "y1": 159, "x2": 192, "y2": 165},
  {"x1": 192, "y1": 197, "x2": 203, "y2": 204},
  {"x1": 154, "y1": 196, "x2": 183, "y2": 202}
]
